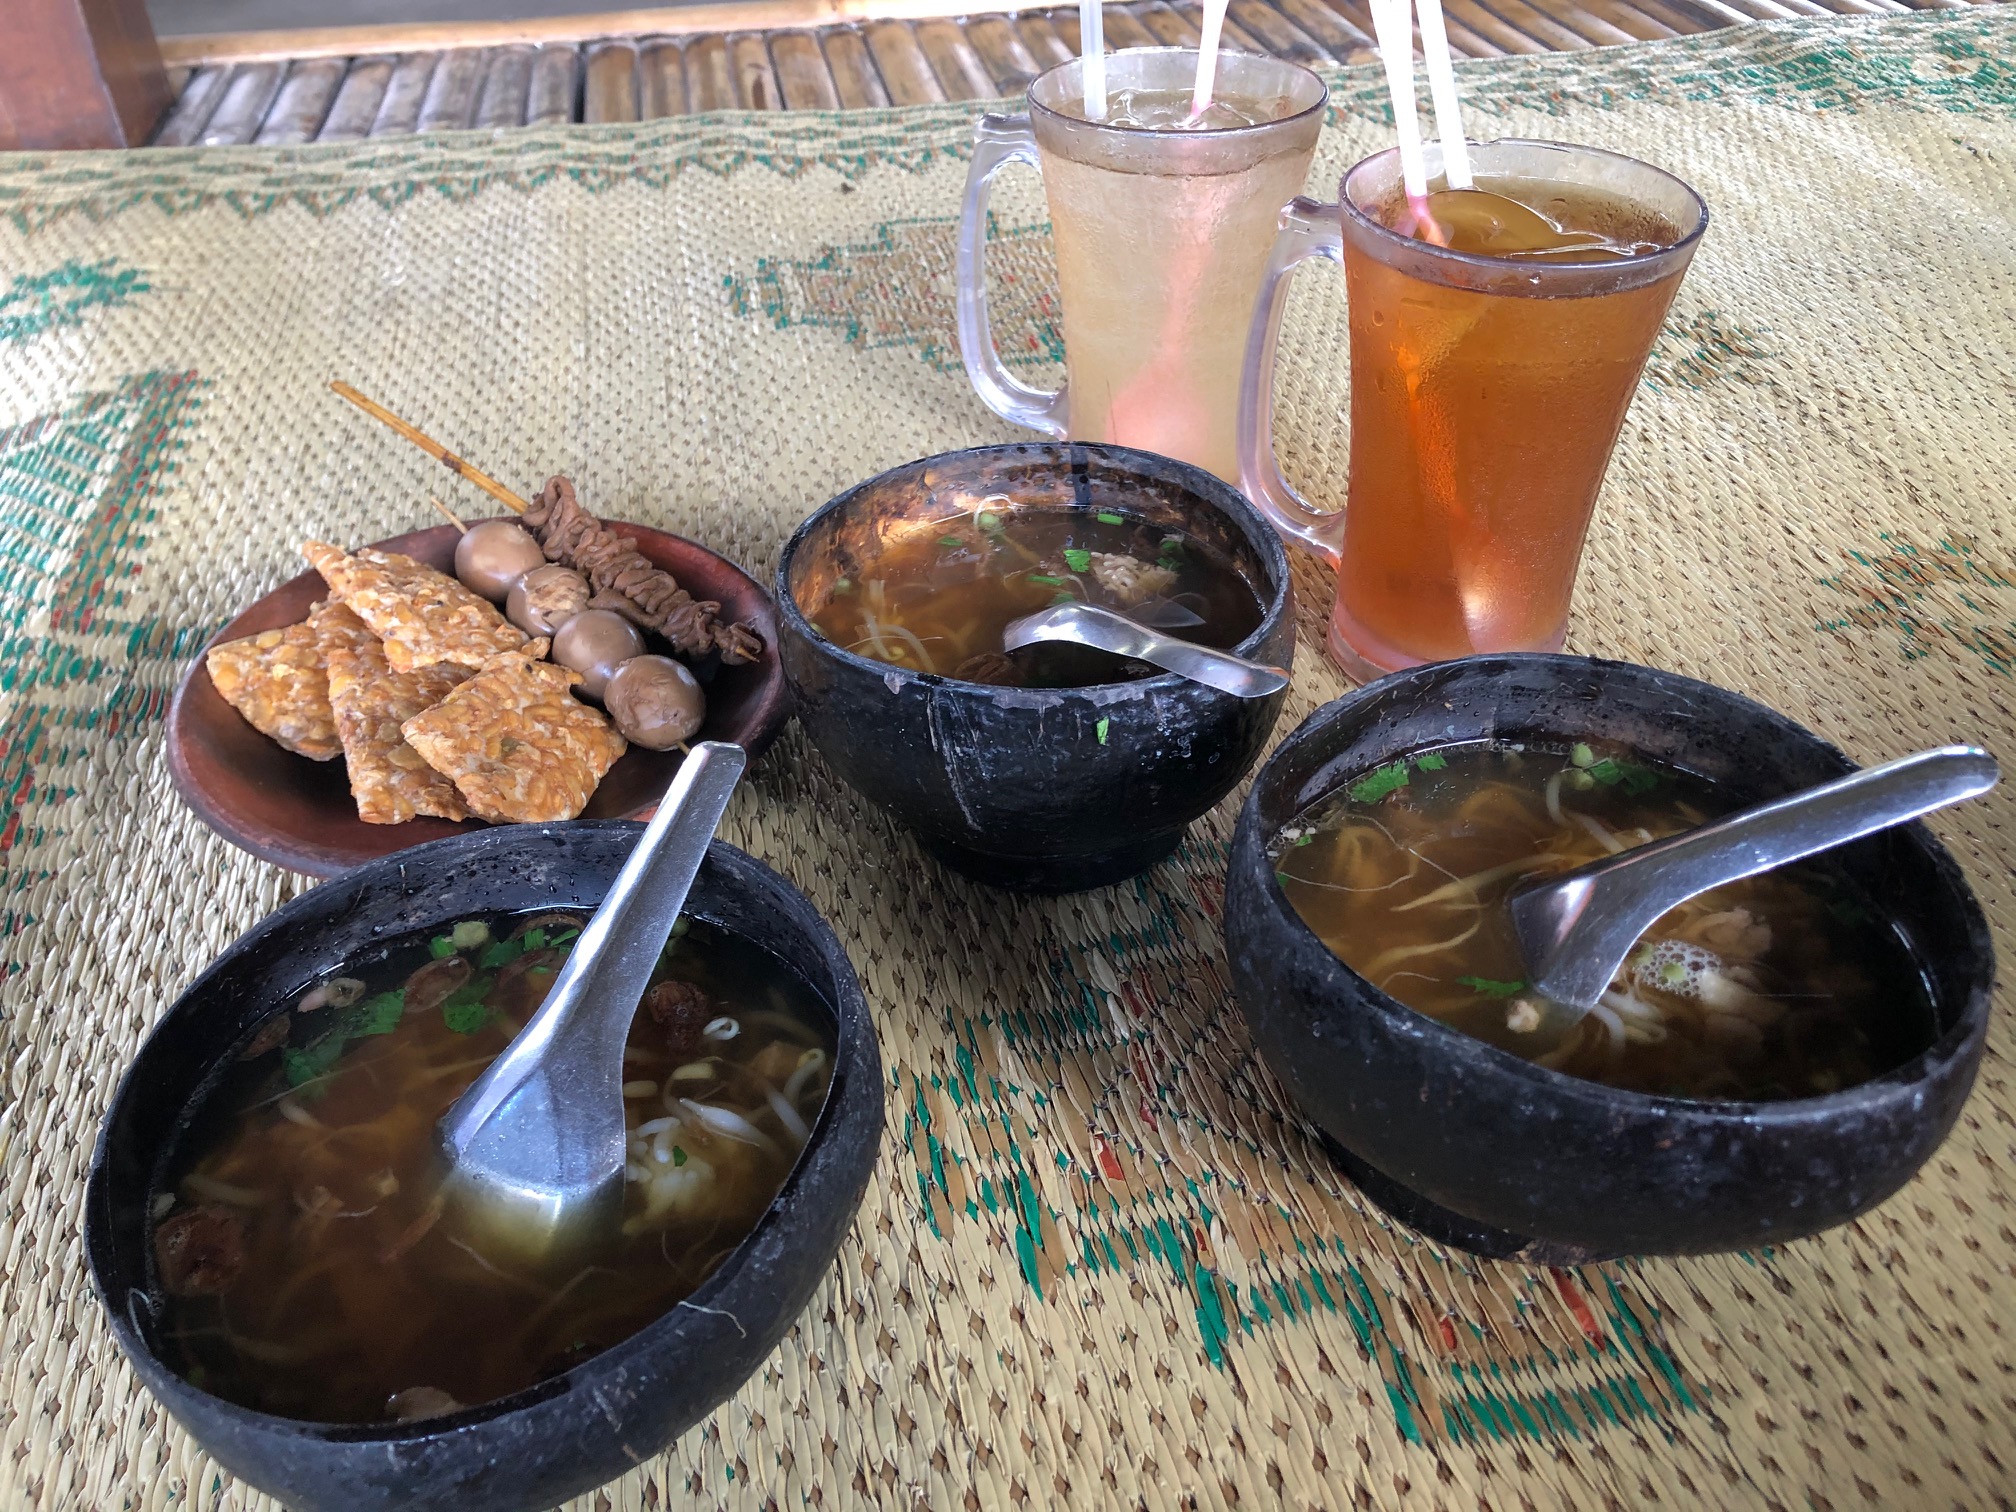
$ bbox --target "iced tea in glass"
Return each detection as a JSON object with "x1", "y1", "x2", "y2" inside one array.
[
  {"x1": 958, "y1": 49, "x2": 1326, "y2": 484},
  {"x1": 1239, "y1": 140, "x2": 1707, "y2": 678}
]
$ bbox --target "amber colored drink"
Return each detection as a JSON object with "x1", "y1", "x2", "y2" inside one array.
[
  {"x1": 1237, "y1": 142, "x2": 1707, "y2": 680},
  {"x1": 1335, "y1": 180, "x2": 1689, "y2": 669}
]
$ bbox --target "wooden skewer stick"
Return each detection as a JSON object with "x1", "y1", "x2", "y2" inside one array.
[
  {"x1": 426, "y1": 494, "x2": 470, "y2": 533},
  {"x1": 329, "y1": 381, "x2": 529, "y2": 515}
]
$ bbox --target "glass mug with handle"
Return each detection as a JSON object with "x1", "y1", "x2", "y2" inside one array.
[
  {"x1": 957, "y1": 48, "x2": 1327, "y2": 485},
  {"x1": 1239, "y1": 139, "x2": 1708, "y2": 679}
]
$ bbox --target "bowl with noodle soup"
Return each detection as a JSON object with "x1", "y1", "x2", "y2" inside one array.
[
  {"x1": 1223, "y1": 654, "x2": 1992, "y2": 1263},
  {"x1": 85, "y1": 824, "x2": 883, "y2": 1512},
  {"x1": 777, "y1": 442, "x2": 1293, "y2": 892}
]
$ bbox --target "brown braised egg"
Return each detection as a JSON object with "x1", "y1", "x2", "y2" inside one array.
[
  {"x1": 453, "y1": 520, "x2": 546, "y2": 602},
  {"x1": 551, "y1": 610, "x2": 647, "y2": 701},
  {"x1": 506, "y1": 564, "x2": 591, "y2": 637},
  {"x1": 603, "y1": 655, "x2": 706, "y2": 750}
]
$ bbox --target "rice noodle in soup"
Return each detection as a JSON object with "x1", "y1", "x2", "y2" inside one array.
[
  {"x1": 1271, "y1": 742, "x2": 1933, "y2": 1101},
  {"x1": 149, "y1": 912, "x2": 833, "y2": 1424}
]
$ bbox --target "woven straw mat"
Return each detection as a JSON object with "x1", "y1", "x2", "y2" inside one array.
[{"x1": 2, "y1": 11, "x2": 2013, "y2": 1510}]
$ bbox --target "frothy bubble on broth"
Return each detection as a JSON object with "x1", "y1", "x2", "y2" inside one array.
[
  {"x1": 1271, "y1": 742, "x2": 1934, "y2": 1102},
  {"x1": 149, "y1": 912, "x2": 834, "y2": 1425},
  {"x1": 807, "y1": 502, "x2": 1262, "y2": 690}
]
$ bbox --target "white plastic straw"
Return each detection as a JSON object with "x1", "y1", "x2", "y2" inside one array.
[
  {"x1": 1368, "y1": 0, "x2": 1428, "y2": 200},
  {"x1": 1080, "y1": 0, "x2": 1107, "y2": 120},
  {"x1": 1188, "y1": 0, "x2": 1232, "y2": 120},
  {"x1": 1415, "y1": 0, "x2": 1473, "y2": 189}
]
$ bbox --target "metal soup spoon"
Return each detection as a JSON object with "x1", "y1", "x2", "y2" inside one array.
[
  {"x1": 438, "y1": 740, "x2": 746, "y2": 1259},
  {"x1": 1002, "y1": 601, "x2": 1289, "y2": 699},
  {"x1": 1507, "y1": 744, "x2": 1998, "y2": 1019}
]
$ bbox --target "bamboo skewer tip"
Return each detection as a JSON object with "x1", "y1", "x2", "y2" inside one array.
[
  {"x1": 328, "y1": 379, "x2": 529, "y2": 515},
  {"x1": 427, "y1": 494, "x2": 470, "y2": 533}
]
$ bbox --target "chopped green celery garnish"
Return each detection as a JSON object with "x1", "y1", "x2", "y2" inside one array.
[
  {"x1": 978, "y1": 512, "x2": 1003, "y2": 531},
  {"x1": 283, "y1": 1034, "x2": 346, "y2": 1087},
  {"x1": 1586, "y1": 757, "x2": 1659, "y2": 794},
  {"x1": 427, "y1": 936, "x2": 455, "y2": 960},
  {"x1": 345, "y1": 989, "x2": 405, "y2": 1037},
  {"x1": 1348, "y1": 762, "x2": 1410, "y2": 804},
  {"x1": 1096, "y1": 512, "x2": 1124, "y2": 525},
  {"x1": 1062, "y1": 548, "x2": 1092, "y2": 573},
  {"x1": 1095, "y1": 718, "x2": 1110, "y2": 746},
  {"x1": 480, "y1": 937, "x2": 524, "y2": 969},
  {"x1": 1457, "y1": 976, "x2": 1526, "y2": 998},
  {"x1": 1027, "y1": 574, "x2": 1064, "y2": 586},
  {"x1": 524, "y1": 928, "x2": 548, "y2": 951},
  {"x1": 939, "y1": 535, "x2": 964, "y2": 548},
  {"x1": 437, "y1": 974, "x2": 493, "y2": 1028},
  {"x1": 1416, "y1": 752, "x2": 1448, "y2": 772},
  {"x1": 672, "y1": 1146, "x2": 688, "y2": 1167},
  {"x1": 1571, "y1": 743, "x2": 1596, "y2": 769},
  {"x1": 442, "y1": 997, "x2": 491, "y2": 1034}
]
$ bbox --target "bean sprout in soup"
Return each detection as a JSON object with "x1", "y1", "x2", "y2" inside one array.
[
  {"x1": 1271, "y1": 742, "x2": 1934, "y2": 1101},
  {"x1": 149, "y1": 912, "x2": 833, "y2": 1424}
]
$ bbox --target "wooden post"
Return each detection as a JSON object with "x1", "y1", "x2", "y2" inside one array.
[{"x1": 0, "y1": 0, "x2": 173, "y2": 149}]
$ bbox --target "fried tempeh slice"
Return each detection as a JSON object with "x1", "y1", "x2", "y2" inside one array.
[
  {"x1": 317, "y1": 602, "x2": 474, "y2": 825},
  {"x1": 304, "y1": 540, "x2": 526, "y2": 673},
  {"x1": 400, "y1": 644, "x2": 626, "y2": 824},
  {"x1": 204, "y1": 611, "x2": 342, "y2": 760},
  {"x1": 305, "y1": 593, "x2": 378, "y2": 661}
]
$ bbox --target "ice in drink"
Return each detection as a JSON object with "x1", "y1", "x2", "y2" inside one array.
[
  {"x1": 1042, "y1": 89, "x2": 1317, "y2": 483},
  {"x1": 1332, "y1": 176, "x2": 1690, "y2": 671}
]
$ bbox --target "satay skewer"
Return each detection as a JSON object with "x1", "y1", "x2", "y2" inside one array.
[
  {"x1": 330, "y1": 381, "x2": 529, "y2": 515},
  {"x1": 330, "y1": 381, "x2": 761, "y2": 664}
]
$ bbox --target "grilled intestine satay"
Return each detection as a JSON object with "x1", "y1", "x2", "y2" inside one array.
[{"x1": 523, "y1": 476, "x2": 763, "y2": 665}]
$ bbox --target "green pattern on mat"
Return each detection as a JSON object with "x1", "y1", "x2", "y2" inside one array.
[
  {"x1": 0, "y1": 371, "x2": 204, "y2": 902},
  {"x1": 726, "y1": 214, "x2": 1063, "y2": 376},
  {"x1": 1816, "y1": 533, "x2": 2016, "y2": 678},
  {"x1": 898, "y1": 849, "x2": 1710, "y2": 1446},
  {"x1": 0, "y1": 258, "x2": 150, "y2": 347}
]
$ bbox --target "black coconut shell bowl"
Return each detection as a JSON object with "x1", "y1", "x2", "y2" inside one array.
[
  {"x1": 1223, "y1": 654, "x2": 1994, "y2": 1264},
  {"x1": 84, "y1": 825, "x2": 884, "y2": 1512},
  {"x1": 776, "y1": 443, "x2": 1295, "y2": 892}
]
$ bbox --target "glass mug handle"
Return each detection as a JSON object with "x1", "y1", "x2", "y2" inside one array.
[
  {"x1": 956, "y1": 114, "x2": 1070, "y2": 438},
  {"x1": 1238, "y1": 196, "x2": 1348, "y2": 566}
]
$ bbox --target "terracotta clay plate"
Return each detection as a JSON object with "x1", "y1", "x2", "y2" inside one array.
[{"x1": 168, "y1": 521, "x2": 790, "y2": 877}]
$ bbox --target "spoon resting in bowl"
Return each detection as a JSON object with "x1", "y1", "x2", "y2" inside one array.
[
  {"x1": 1002, "y1": 601, "x2": 1289, "y2": 699},
  {"x1": 1508, "y1": 744, "x2": 1998, "y2": 1022},
  {"x1": 438, "y1": 740, "x2": 746, "y2": 1260}
]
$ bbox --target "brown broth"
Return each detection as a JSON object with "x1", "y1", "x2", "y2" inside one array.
[
  {"x1": 1272, "y1": 743, "x2": 1933, "y2": 1101},
  {"x1": 808, "y1": 505, "x2": 1262, "y2": 689},
  {"x1": 151, "y1": 913, "x2": 833, "y2": 1425}
]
